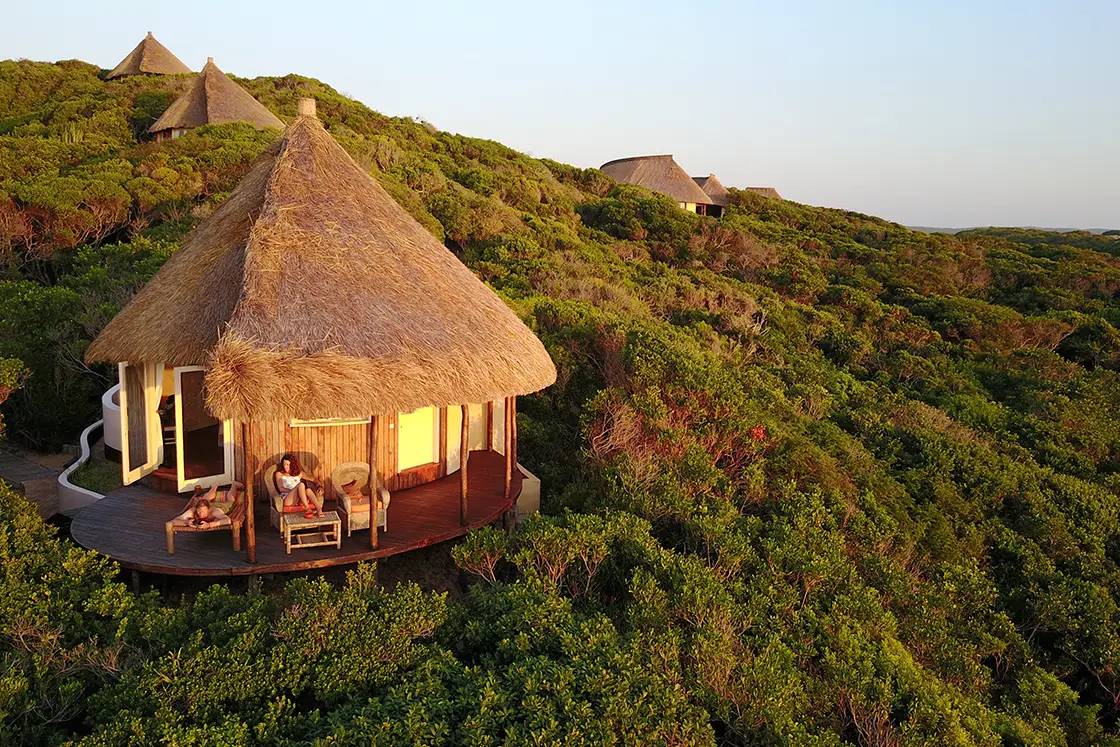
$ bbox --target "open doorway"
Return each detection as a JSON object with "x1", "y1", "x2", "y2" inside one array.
[{"x1": 173, "y1": 366, "x2": 233, "y2": 491}]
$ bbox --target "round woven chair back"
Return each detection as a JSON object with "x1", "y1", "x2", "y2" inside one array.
[
  {"x1": 332, "y1": 461, "x2": 371, "y2": 497},
  {"x1": 263, "y1": 465, "x2": 279, "y2": 498}
]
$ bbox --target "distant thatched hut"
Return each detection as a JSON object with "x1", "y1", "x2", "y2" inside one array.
[
  {"x1": 147, "y1": 58, "x2": 283, "y2": 141},
  {"x1": 600, "y1": 155, "x2": 715, "y2": 215},
  {"x1": 692, "y1": 174, "x2": 730, "y2": 218},
  {"x1": 86, "y1": 99, "x2": 556, "y2": 561},
  {"x1": 695, "y1": 175, "x2": 785, "y2": 215},
  {"x1": 106, "y1": 32, "x2": 192, "y2": 80},
  {"x1": 743, "y1": 187, "x2": 784, "y2": 200}
]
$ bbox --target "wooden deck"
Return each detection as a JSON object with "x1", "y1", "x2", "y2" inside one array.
[{"x1": 70, "y1": 450, "x2": 520, "y2": 576}]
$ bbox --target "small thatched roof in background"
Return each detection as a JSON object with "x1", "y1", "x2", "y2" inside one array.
[
  {"x1": 600, "y1": 155, "x2": 713, "y2": 205},
  {"x1": 148, "y1": 58, "x2": 283, "y2": 135},
  {"x1": 692, "y1": 174, "x2": 730, "y2": 207},
  {"x1": 88, "y1": 99, "x2": 556, "y2": 421},
  {"x1": 744, "y1": 187, "x2": 783, "y2": 200},
  {"x1": 106, "y1": 32, "x2": 192, "y2": 80}
]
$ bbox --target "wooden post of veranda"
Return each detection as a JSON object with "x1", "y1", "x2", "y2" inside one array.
[
  {"x1": 504, "y1": 397, "x2": 512, "y2": 502},
  {"x1": 511, "y1": 397, "x2": 518, "y2": 477},
  {"x1": 368, "y1": 415, "x2": 379, "y2": 550},
  {"x1": 243, "y1": 423, "x2": 256, "y2": 563},
  {"x1": 460, "y1": 404, "x2": 469, "y2": 526}
]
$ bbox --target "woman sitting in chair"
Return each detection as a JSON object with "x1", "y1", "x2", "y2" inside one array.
[{"x1": 275, "y1": 453, "x2": 324, "y2": 517}]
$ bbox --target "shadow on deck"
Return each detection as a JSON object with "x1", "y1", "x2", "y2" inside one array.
[{"x1": 70, "y1": 450, "x2": 519, "y2": 576}]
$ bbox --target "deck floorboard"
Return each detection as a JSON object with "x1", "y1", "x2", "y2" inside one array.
[{"x1": 70, "y1": 450, "x2": 519, "y2": 576}]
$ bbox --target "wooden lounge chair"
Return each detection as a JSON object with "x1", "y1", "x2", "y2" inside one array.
[
  {"x1": 265, "y1": 464, "x2": 325, "y2": 532},
  {"x1": 331, "y1": 461, "x2": 389, "y2": 537},
  {"x1": 164, "y1": 486, "x2": 245, "y2": 554}
]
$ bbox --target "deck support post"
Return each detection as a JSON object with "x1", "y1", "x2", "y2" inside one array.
[
  {"x1": 504, "y1": 397, "x2": 512, "y2": 502},
  {"x1": 369, "y1": 415, "x2": 379, "y2": 550},
  {"x1": 460, "y1": 404, "x2": 469, "y2": 526},
  {"x1": 243, "y1": 423, "x2": 256, "y2": 564}
]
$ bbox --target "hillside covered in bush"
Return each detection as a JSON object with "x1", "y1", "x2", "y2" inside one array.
[{"x1": 2, "y1": 58, "x2": 1120, "y2": 746}]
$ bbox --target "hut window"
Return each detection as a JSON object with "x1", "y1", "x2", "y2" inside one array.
[
  {"x1": 398, "y1": 406, "x2": 438, "y2": 470},
  {"x1": 291, "y1": 417, "x2": 371, "y2": 428}
]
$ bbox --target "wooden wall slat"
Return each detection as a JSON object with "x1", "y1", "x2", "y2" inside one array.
[
  {"x1": 438, "y1": 407, "x2": 448, "y2": 478},
  {"x1": 486, "y1": 402, "x2": 494, "y2": 450},
  {"x1": 389, "y1": 414, "x2": 398, "y2": 477}
]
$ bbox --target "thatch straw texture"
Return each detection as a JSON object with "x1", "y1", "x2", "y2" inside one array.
[
  {"x1": 744, "y1": 187, "x2": 783, "y2": 200},
  {"x1": 600, "y1": 155, "x2": 713, "y2": 205},
  {"x1": 87, "y1": 103, "x2": 556, "y2": 421},
  {"x1": 106, "y1": 32, "x2": 192, "y2": 79},
  {"x1": 692, "y1": 174, "x2": 730, "y2": 207},
  {"x1": 148, "y1": 59, "x2": 283, "y2": 135}
]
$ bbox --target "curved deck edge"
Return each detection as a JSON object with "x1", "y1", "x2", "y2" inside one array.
[
  {"x1": 97, "y1": 494, "x2": 516, "y2": 577},
  {"x1": 70, "y1": 450, "x2": 523, "y2": 577}
]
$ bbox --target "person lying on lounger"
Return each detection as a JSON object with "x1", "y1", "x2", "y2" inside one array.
[
  {"x1": 275, "y1": 453, "x2": 324, "y2": 517},
  {"x1": 172, "y1": 481, "x2": 243, "y2": 527}
]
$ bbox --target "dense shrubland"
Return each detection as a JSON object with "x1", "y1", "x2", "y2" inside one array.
[{"x1": 1, "y1": 59, "x2": 1119, "y2": 745}]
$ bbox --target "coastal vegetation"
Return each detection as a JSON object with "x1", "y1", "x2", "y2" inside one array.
[{"x1": 2, "y1": 58, "x2": 1120, "y2": 745}]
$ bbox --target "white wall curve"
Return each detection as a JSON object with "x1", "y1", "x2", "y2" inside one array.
[
  {"x1": 102, "y1": 384, "x2": 121, "y2": 452},
  {"x1": 57, "y1": 419, "x2": 106, "y2": 516}
]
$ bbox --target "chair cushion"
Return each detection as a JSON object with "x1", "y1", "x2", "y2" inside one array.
[
  {"x1": 341, "y1": 479, "x2": 367, "y2": 502},
  {"x1": 346, "y1": 499, "x2": 383, "y2": 514}
]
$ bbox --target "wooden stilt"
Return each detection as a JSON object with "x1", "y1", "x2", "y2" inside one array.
[
  {"x1": 369, "y1": 415, "x2": 379, "y2": 550},
  {"x1": 504, "y1": 397, "x2": 512, "y2": 502},
  {"x1": 244, "y1": 423, "x2": 257, "y2": 564},
  {"x1": 460, "y1": 404, "x2": 469, "y2": 526}
]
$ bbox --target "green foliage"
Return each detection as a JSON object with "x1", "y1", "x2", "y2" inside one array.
[
  {"x1": 0, "y1": 356, "x2": 27, "y2": 439},
  {"x1": 3, "y1": 57, "x2": 1120, "y2": 746},
  {"x1": 0, "y1": 484, "x2": 712, "y2": 746}
]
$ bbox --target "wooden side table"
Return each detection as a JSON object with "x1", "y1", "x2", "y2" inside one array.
[{"x1": 283, "y1": 511, "x2": 342, "y2": 554}]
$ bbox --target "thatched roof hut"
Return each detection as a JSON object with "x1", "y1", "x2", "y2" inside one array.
[
  {"x1": 147, "y1": 58, "x2": 283, "y2": 139},
  {"x1": 744, "y1": 187, "x2": 784, "y2": 200},
  {"x1": 692, "y1": 174, "x2": 730, "y2": 208},
  {"x1": 85, "y1": 99, "x2": 553, "y2": 564},
  {"x1": 88, "y1": 99, "x2": 556, "y2": 422},
  {"x1": 107, "y1": 32, "x2": 192, "y2": 79},
  {"x1": 600, "y1": 155, "x2": 713, "y2": 210}
]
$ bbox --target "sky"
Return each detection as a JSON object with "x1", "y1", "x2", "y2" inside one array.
[{"x1": 2, "y1": 0, "x2": 1118, "y2": 228}]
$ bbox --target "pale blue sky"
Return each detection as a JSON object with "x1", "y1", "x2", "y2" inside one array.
[{"x1": 3, "y1": 0, "x2": 1118, "y2": 228}]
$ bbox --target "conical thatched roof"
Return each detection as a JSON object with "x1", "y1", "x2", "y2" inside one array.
[
  {"x1": 107, "y1": 32, "x2": 192, "y2": 79},
  {"x1": 600, "y1": 155, "x2": 712, "y2": 205},
  {"x1": 692, "y1": 174, "x2": 730, "y2": 207},
  {"x1": 148, "y1": 59, "x2": 284, "y2": 135},
  {"x1": 87, "y1": 100, "x2": 556, "y2": 421}
]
